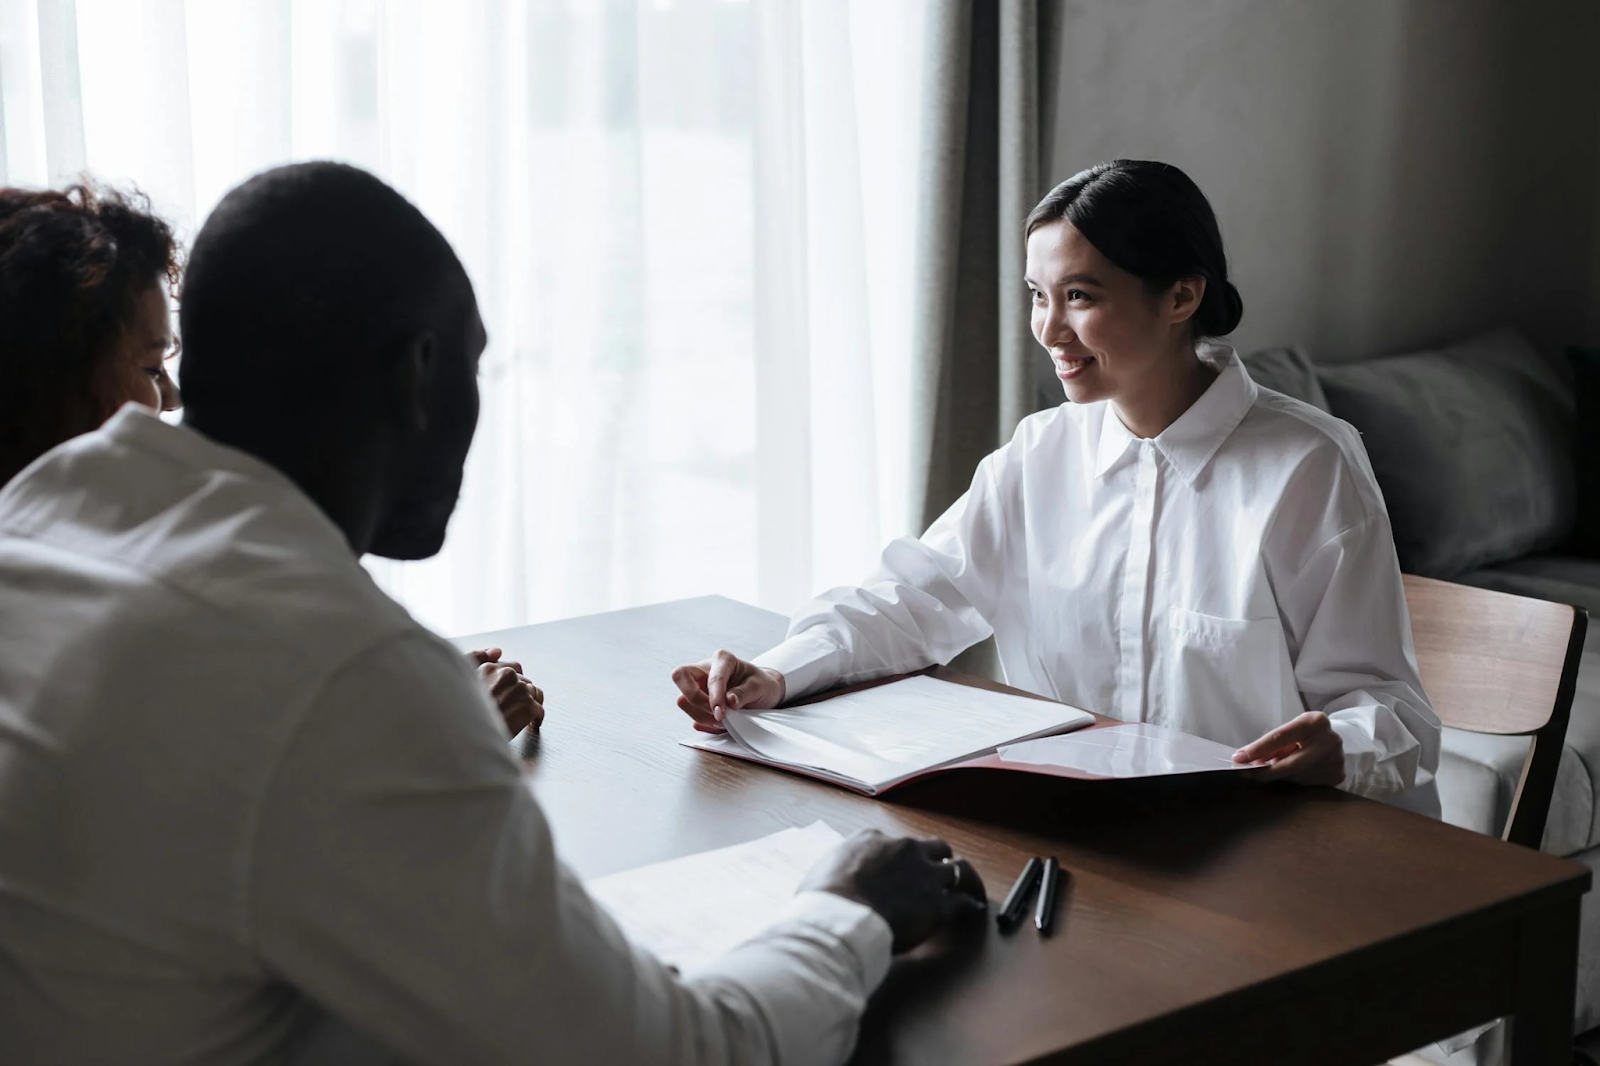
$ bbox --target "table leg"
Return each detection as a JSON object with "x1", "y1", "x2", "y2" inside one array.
[{"x1": 1508, "y1": 896, "x2": 1581, "y2": 1066}]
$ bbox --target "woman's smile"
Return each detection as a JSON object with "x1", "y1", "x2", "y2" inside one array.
[{"x1": 1053, "y1": 354, "x2": 1096, "y2": 380}]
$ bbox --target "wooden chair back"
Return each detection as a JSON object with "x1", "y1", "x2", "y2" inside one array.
[{"x1": 1403, "y1": 574, "x2": 1588, "y2": 849}]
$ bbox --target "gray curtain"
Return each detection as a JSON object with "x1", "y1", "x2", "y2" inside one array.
[
  {"x1": 909, "y1": 0, "x2": 1061, "y2": 676},
  {"x1": 910, "y1": 0, "x2": 1061, "y2": 533}
]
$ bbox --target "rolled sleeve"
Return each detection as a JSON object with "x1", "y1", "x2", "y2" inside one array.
[
  {"x1": 1327, "y1": 702, "x2": 1426, "y2": 799},
  {"x1": 752, "y1": 632, "x2": 847, "y2": 705},
  {"x1": 753, "y1": 450, "x2": 1018, "y2": 703},
  {"x1": 691, "y1": 892, "x2": 893, "y2": 1065},
  {"x1": 1271, "y1": 511, "x2": 1441, "y2": 810}
]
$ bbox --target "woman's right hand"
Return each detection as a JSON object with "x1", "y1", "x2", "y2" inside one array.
[{"x1": 670, "y1": 649, "x2": 786, "y2": 732}]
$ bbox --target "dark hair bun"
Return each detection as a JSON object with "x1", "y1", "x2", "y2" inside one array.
[{"x1": 1197, "y1": 279, "x2": 1243, "y2": 337}]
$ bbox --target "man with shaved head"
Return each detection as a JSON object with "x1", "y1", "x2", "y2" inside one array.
[{"x1": 0, "y1": 163, "x2": 983, "y2": 1065}]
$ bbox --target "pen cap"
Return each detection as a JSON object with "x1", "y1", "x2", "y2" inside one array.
[
  {"x1": 997, "y1": 856, "x2": 1044, "y2": 927},
  {"x1": 1034, "y1": 856, "x2": 1061, "y2": 933}
]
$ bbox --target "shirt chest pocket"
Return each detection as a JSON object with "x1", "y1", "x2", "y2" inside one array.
[{"x1": 1161, "y1": 607, "x2": 1301, "y2": 744}]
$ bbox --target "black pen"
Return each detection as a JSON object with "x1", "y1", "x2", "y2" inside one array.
[
  {"x1": 1035, "y1": 856, "x2": 1061, "y2": 935},
  {"x1": 996, "y1": 856, "x2": 1043, "y2": 931}
]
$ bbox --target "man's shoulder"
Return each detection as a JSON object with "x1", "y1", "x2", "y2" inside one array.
[{"x1": 0, "y1": 415, "x2": 423, "y2": 675}]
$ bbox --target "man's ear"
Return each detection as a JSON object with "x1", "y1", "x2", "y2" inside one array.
[
  {"x1": 1167, "y1": 276, "x2": 1206, "y2": 326},
  {"x1": 395, "y1": 331, "x2": 440, "y2": 432}
]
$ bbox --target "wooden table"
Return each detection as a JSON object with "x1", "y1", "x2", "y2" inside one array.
[{"x1": 457, "y1": 596, "x2": 1591, "y2": 1066}]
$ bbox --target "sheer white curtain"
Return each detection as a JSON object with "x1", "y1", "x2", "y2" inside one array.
[{"x1": 0, "y1": 0, "x2": 929, "y2": 636}]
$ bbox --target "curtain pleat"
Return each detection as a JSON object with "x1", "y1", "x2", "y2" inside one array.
[
  {"x1": 911, "y1": 0, "x2": 1059, "y2": 677},
  {"x1": 36, "y1": 0, "x2": 84, "y2": 185},
  {"x1": 912, "y1": 0, "x2": 1058, "y2": 534}
]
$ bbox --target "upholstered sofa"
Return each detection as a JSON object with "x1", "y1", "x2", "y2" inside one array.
[{"x1": 1242, "y1": 330, "x2": 1600, "y2": 1037}]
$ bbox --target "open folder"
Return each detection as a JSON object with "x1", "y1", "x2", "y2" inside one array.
[{"x1": 687, "y1": 674, "x2": 1255, "y2": 795}]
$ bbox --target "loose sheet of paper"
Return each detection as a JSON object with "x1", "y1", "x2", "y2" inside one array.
[
  {"x1": 587, "y1": 821, "x2": 844, "y2": 975},
  {"x1": 724, "y1": 674, "x2": 1094, "y2": 791},
  {"x1": 995, "y1": 722, "x2": 1251, "y2": 778}
]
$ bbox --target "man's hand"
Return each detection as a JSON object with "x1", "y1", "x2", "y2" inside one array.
[
  {"x1": 468, "y1": 647, "x2": 545, "y2": 736},
  {"x1": 670, "y1": 649, "x2": 785, "y2": 733},
  {"x1": 799, "y1": 829, "x2": 986, "y2": 953},
  {"x1": 1234, "y1": 711, "x2": 1344, "y2": 786}
]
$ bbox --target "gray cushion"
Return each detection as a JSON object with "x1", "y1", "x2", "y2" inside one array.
[
  {"x1": 1318, "y1": 329, "x2": 1575, "y2": 578},
  {"x1": 1462, "y1": 554, "x2": 1600, "y2": 616},
  {"x1": 1570, "y1": 347, "x2": 1600, "y2": 557},
  {"x1": 1240, "y1": 346, "x2": 1331, "y2": 412},
  {"x1": 1436, "y1": 727, "x2": 1592, "y2": 856}
]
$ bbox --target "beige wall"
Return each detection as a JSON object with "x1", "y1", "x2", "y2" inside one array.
[{"x1": 1045, "y1": 0, "x2": 1600, "y2": 362}]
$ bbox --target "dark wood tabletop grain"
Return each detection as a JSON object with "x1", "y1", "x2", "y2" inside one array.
[{"x1": 457, "y1": 595, "x2": 1591, "y2": 1066}]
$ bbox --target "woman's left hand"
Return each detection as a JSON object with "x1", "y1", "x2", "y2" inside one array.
[
  {"x1": 1233, "y1": 711, "x2": 1344, "y2": 786},
  {"x1": 467, "y1": 647, "x2": 546, "y2": 736}
]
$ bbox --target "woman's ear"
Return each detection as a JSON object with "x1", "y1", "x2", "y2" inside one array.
[
  {"x1": 1167, "y1": 276, "x2": 1206, "y2": 326},
  {"x1": 395, "y1": 331, "x2": 440, "y2": 433}
]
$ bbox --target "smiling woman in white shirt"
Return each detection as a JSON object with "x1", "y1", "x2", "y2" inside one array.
[{"x1": 674, "y1": 159, "x2": 1441, "y2": 816}]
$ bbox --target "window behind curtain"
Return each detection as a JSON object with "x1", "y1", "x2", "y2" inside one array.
[{"x1": 0, "y1": 0, "x2": 929, "y2": 637}]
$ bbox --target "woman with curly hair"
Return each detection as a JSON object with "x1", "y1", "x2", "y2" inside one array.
[{"x1": 0, "y1": 183, "x2": 182, "y2": 486}]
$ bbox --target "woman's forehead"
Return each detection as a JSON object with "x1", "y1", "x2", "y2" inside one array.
[
  {"x1": 132, "y1": 284, "x2": 173, "y2": 338},
  {"x1": 1026, "y1": 221, "x2": 1113, "y2": 280}
]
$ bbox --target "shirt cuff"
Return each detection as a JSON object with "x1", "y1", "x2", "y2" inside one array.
[
  {"x1": 779, "y1": 891, "x2": 894, "y2": 992},
  {"x1": 752, "y1": 632, "x2": 843, "y2": 703},
  {"x1": 1328, "y1": 716, "x2": 1406, "y2": 798}
]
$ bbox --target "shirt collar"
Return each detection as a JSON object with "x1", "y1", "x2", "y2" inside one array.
[
  {"x1": 1093, "y1": 401, "x2": 1138, "y2": 478},
  {"x1": 99, "y1": 404, "x2": 353, "y2": 552},
  {"x1": 1092, "y1": 342, "x2": 1258, "y2": 485},
  {"x1": 101, "y1": 405, "x2": 304, "y2": 493}
]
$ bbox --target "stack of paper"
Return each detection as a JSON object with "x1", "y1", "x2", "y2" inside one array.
[{"x1": 587, "y1": 821, "x2": 845, "y2": 974}]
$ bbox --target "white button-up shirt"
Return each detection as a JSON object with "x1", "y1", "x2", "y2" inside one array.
[
  {"x1": 757, "y1": 345, "x2": 1441, "y2": 816},
  {"x1": 0, "y1": 407, "x2": 891, "y2": 1066}
]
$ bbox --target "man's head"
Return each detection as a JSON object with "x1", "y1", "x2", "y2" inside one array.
[{"x1": 180, "y1": 162, "x2": 483, "y2": 560}]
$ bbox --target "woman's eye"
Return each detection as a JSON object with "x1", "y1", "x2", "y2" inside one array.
[
  {"x1": 1028, "y1": 289, "x2": 1045, "y2": 305},
  {"x1": 1068, "y1": 289, "x2": 1089, "y2": 301},
  {"x1": 142, "y1": 366, "x2": 164, "y2": 380}
]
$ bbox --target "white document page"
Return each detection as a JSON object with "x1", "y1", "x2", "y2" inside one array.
[
  {"x1": 995, "y1": 722, "x2": 1253, "y2": 778},
  {"x1": 586, "y1": 821, "x2": 844, "y2": 974},
  {"x1": 722, "y1": 674, "x2": 1094, "y2": 792}
]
